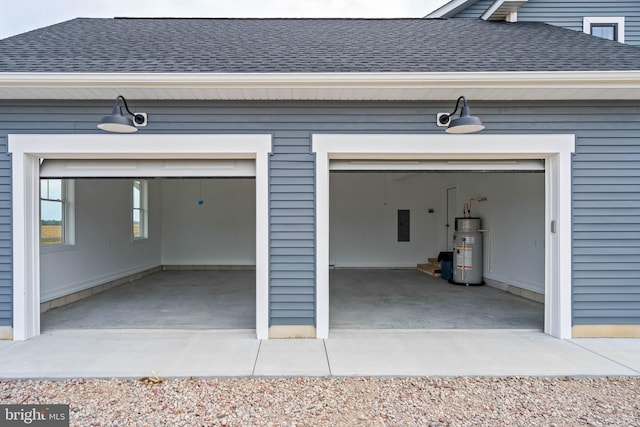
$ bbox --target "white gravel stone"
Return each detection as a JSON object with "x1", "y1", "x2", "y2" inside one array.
[{"x1": 0, "y1": 377, "x2": 638, "y2": 426}]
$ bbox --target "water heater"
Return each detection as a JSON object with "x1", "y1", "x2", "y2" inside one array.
[{"x1": 451, "y1": 217, "x2": 484, "y2": 286}]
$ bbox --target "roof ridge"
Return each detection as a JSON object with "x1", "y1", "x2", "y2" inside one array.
[{"x1": 111, "y1": 17, "x2": 437, "y2": 21}]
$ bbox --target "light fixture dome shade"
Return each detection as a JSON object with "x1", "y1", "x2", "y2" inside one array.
[
  {"x1": 97, "y1": 97, "x2": 142, "y2": 133},
  {"x1": 446, "y1": 115, "x2": 485, "y2": 134},
  {"x1": 446, "y1": 103, "x2": 485, "y2": 134},
  {"x1": 97, "y1": 111, "x2": 138, "y2": 133}
]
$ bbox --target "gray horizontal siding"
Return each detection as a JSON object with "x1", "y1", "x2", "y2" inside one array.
[
  {"x1": 1, "y1": 100, "x2": 639, "y2": 329},
  {"x1": 451, "y1": 0, "x2": 640, "y2": 46},
  {"x1": 269, "y1": 135, "x2": 316, "y2": 326}
]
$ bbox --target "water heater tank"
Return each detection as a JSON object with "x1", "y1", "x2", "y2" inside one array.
[{"x1": 451, "y1": 217, "x2": 484, "y2": 286}]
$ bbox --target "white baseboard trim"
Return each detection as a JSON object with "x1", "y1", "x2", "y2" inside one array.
[
  {"x1": 162, "y1": 265, "x2": 256, "y2": 271},
  {"x1": 40, "y1": 266, "x2": 162, "y2": 313},
  {"x1": 484, "y1": 277, "x2": 544, "y2": 303},
  {"x1": 41, "y1": 262, "x2": 163, "y2": 302}
]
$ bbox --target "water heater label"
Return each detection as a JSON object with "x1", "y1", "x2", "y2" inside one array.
[{"x1": 456, "y1": 245, "x2": 473, "y2": 269}]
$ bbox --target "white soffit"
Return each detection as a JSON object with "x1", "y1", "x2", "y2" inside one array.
[
  {"x1": 1, "y1": 72, "x2": 640, "y2": 101},
  {"x1": 40, "y1": 159, "x2": 256, "y2": 178},
  {"x1": 481, "y1": 0, "x2": 528, "y2": 21},
  {"x1": 426, "y1": 0, "x2": 481, "y2": 18}
]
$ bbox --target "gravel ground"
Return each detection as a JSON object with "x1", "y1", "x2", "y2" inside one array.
[{"x1": 1, "y1": 377, "x2": 639, "y2": 426}]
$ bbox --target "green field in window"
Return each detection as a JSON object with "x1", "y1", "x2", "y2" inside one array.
[{"x1": 41, "y1": 224, "x2": 62, "y2": 244}]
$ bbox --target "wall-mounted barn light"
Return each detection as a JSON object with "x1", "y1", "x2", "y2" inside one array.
[
  {"x1": 437, "y1": 96, "x2": 485, "y2": 134},
  {"x1": 97, "y1": 96, "x2": 147, "y2": 133}
]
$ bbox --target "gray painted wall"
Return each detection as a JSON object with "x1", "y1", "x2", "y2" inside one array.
[
  {"x1": 1, "y1": 100, "x2": 639, "y2": 328},
  {"x1": 451, "y1": 0, "x2": 640, "y2": 46}
]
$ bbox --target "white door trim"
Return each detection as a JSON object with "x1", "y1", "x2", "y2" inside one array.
[
  {"x1": 9, "y1": 134, "x2": 272, "y2": 340},
  {"x1": 313, "y1": 133, "x2": 575, "y2": 339},
  {"x1": 39, "y1": 159, "x2": 257, "y2": 178}
]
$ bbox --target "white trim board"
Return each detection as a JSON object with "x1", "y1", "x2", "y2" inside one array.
[
  {"x1": 1, "y1": 71, "x2": 640, "y2": 101},
  {"x1": 313, "y1": 133, "x2": 574, "y2": 340},
  {"x1": 329, "y1": 159, "x2": 544, "y2": 171},
  {"x1": 583, "y1": 17, "x2": 625, "y2": 43},
  {"x1": 40, "y1": 159, "x2": 256, "y2": 178},
  {"x1": 9, "y1": 134, "x2": 271, "y2": 341}
]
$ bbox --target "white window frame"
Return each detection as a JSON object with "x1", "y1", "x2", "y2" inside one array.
[
  {"x1": 132, "y1": 179, "x2": 148, "y2": 240},
  {"x1": 40, "y1": 178, "x2": 75, "y2": 248},
  {"x1": 583, "y1": 17, "x2": 625, "y2": 43}
]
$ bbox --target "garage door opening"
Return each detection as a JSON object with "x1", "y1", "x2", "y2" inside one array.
[
  {"x1": 10, "y1": 134, "x2": 271, "y2": 340},
  {"x1": 39, "y1": 177, "x2": 256, "y2": 331},
  {"x1": 329, "y1": 169, "x2": 545, "y2": 330},
  {"x1": 314, "y1": 134, "x2": 574, "y2": 339}
]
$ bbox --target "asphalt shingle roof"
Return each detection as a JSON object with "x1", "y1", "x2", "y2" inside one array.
[{"x1": 1, "y1": 18, "x2": 639, "y2": 73}]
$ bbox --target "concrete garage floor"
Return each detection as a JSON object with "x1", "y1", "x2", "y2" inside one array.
[
  {"x1": 42, "y1": 269, "x2": 543, "y2": 331},
  {"x1": 330, "y1": 269, "x2": 543, "y2": 330},
  {"x1": 42, "y1": 270, "x2": 256, "y2": 330}
]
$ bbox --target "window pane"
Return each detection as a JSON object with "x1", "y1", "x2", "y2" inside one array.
[
  {"x1": 132, "y1": 180, "x2": 147, "y2": 239},
  {"x1": 133, "y1": 209, "x2": 141, "y2": 238},
  {"x1": 40, "y1": 180, "x2": 48, "y2": 199},
  {"x1": 48, "y1": 179, "x2": 62, "y2": 200},
  {"x1": 591, "y1": 25, "x2": 615, "y2": 41},
  {"x1": 133, "y1": 181, "x2": 141, "y2": 209},
  {"x1": 41, "y1": 200, "x2": 63, "y2": 244}
]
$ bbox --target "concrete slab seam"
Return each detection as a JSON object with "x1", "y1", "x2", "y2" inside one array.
[
  {"x1": 323, "y1": 340, "x2": 332, "y2": 376},
  {"x1": 567, "y1": 340, "x2": 640, "y2": 376},
  {"x1": 252, "y1": 340, "x2": 263, "y2": 376}
]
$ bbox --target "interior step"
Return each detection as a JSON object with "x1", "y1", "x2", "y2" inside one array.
[{"x1": 417, "y1": 261, "x2": 441, "y2": 277}]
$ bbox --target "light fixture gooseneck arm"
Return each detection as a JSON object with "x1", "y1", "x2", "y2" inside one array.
[
  {"x1": 116, "y1": 95, "x2": 136, "y2": 117},
  {"x1": 439, "y1": 96, "x2": 467, "y2": 125},
  {"x1": 446, "y1": 96, "x2": 467, "y2": 118},
  {"x1": 114, "y1": 95, "x2": 145, "y2": 125}
]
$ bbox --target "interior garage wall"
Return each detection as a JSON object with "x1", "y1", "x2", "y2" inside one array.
[
  {"x1": 40, "y1": 179, "x2": 162, "y2": 301},
  {"x1": 160, "y1": 178, "x2": 256, "y2": 266},
  {"x1": 330, "y1": 171, "x2": 545, "y2": 293},
  {"x1": 330, "y1": 172, "x2": 440, "y2": 267},
  {"x1": 442, "y1": 172, "x2": 545, "y2": 294}
]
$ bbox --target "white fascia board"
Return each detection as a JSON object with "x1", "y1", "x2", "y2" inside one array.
[{"x1": 0, "y1": 71, "x2": 640, "y2": 101}]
